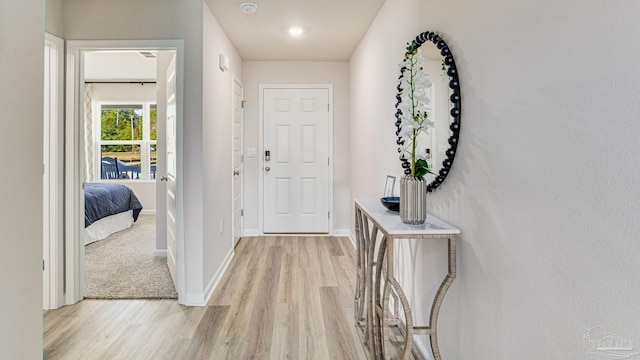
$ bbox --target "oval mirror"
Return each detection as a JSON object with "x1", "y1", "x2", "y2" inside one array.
[{"x1": 395, "y1": 31, "x2": 461, "y2": 192}]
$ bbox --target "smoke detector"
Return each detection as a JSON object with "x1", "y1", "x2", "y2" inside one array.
[{"x1": 240, "y1": 2, "x2": 258, "y2": 14}]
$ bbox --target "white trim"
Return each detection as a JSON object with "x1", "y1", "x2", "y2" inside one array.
[
  {"x1": 347, "y1": 230, "x2": 357, "y2": 251},
  {"x1": 43, "y1": 32, "x2": 65, "y2": 310},
  {"x1": 183, "y1": 248, "x2": 235, "y2": 306},
  {"x1": 243, "y1": 229, "x2": 261, "y2": 237},
  {"x1": 204, "y1": 248, "x2": 235, "y2": 305},
  {"x1": 332, "y1": 229, "x2": 351, "y2": 237},
  {"x1": 65, "y1": 39, "x2": 186, "y2": 306},
  {"x1": 231, "y1": 75, "x2": 244, "y2": 248},
  {"x1": 65, "y1": 41, "x2": 83, "y2": 304},
  {"x1": 154, "y1": 249, "x2": 167, "y2": 258},
  {"x1": 245, "y1": 233, "x2": 338, "y2": 238},
  {"x1": 140, "y1": 209, "x2": 156, "y2": 215},
  {"x1": 258, "y1": 84, "x2": 334, "y2": 235}
]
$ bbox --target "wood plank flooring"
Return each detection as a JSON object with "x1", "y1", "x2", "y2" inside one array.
[{"x1": 44, "y1": 236, "x2": 366, "y2": 360}]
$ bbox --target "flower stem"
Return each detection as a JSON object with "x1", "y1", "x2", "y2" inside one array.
[{"x1": 410, "y1": 52, "x2": 417, "y2": 177}]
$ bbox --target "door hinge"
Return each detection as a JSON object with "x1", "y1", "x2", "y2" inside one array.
[
  {"x1": 328, "y1": 211, "x2": 330, "y2": 220},
  {"x1": 328, "y1": 157, "x2": 330, "y2": 166},
  {"x1": 327, "y1": 103, "x2": 330, "y2": 111},
  {"x1": 241, "y1": 100, "x2": 246, "y2": 108},
  {"x1": 241, "y1": 209, "x2": 244, "y2": 216},
  {"x1": 43, "y1": 260, "x2": 45, "y2": 271},
  {"x1": 241, "y1": 154, "x2": 244, "y2": 162}
]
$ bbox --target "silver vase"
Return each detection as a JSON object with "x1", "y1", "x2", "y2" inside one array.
[{"x1": 400, "y1": 176, "x2": 427, "y2": 224}]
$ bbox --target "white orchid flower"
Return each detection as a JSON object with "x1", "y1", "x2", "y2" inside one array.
[{"x1": 397, "y1": 42, "x2": 436, "y2": 177}]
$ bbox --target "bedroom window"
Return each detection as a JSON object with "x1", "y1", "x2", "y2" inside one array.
[{"x1": 98, "y1": 103, "x2": 157, "y2": 180}]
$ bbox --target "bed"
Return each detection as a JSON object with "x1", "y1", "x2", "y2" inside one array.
[{"x1": 84, "y1": 183, "x2": 143, "y2": 245}]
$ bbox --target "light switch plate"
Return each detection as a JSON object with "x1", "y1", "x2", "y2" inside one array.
[{"x1": 246, "y1": 147, "x2": 256, "y2": 157}]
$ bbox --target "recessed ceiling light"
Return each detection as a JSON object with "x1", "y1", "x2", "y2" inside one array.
[
  {"x1": 240, "y1": 2, "x2": 257, "y2": 14},
  {"x1": 289, "y1": 27, "x2": 304, "y2": 37}
]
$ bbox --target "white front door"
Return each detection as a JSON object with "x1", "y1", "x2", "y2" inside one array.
[
  {"x1": 232, "y1": 78, "x2": 244, "y2": 247},
  {"x1": 165, "y1": 54, "x2": 178, "y2": 286},
  {"x1": 263, "y1": 87, "x2": 330, "y2": 233}
]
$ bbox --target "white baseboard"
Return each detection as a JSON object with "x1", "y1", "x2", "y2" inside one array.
[
  {"x1": 140, "y1": 209, "x2": 156, "y2": 215},
  {"x1": 413, "y1": 335, "x2": 434, "y2": 360},
  {"x1": 203, "y1": 248, "x2": 235, "y2": 305},
  {"x1": 154, "y1": 249, "x2": 167, "y2": 258},
  {"x1": 183, "y1": 292, "x2": 206, "y2": 306},
  {"x1": 243, "y1": 229, "x2": 260, "y2": 237},
  {"x1": 347, "y1": 230, "x2": 357, "y2": 250},
  {"x1": 244, "y1": 229, "x2": 353, "y2": 239},
  {"x1": 182, "y1": 248, "x2": 235, "y2": 307},
  {"x1": 333, "y1": 229, "x2": 351, "y2": 237},
  {"x1": 393, "y1": 316, "x2": 434, "y2": 360}
]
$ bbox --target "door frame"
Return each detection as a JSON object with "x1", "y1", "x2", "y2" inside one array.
[
  {"x1": 258, "y1": 84, "x2": 334, "y2": 235},
  {"x1": 65, "y1": 40, "x2": 185, "y2": 304},
  {"x1": 231, "y1": 75, "x2": 244, "y2": 247},
  {"x1": 43, "y1": 33, "x2": 65, "y2": 310}
]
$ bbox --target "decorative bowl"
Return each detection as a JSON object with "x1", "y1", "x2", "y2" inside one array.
[{"x1": 380, "y1": 197, "x2": 400, "y2": 212}]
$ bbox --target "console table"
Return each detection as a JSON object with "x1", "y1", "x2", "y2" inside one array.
[{"x1": 354, "y1": 199, "x2": 459, "y2": 360}]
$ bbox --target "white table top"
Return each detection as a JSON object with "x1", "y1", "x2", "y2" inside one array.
[{"x1": 355, "y1": 198, "x2": 460, "y2": 236}]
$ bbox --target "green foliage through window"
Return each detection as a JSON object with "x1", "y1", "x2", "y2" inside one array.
[{"x1": 101, "y1": 107, "x2": 143, "y2": 152}]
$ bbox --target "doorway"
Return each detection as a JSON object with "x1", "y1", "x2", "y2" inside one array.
[
  {"x1": 232, "y1": 76, "x2": 244, "y2": 247},
  {"x1": 64, "y1": 40, "x2": 185, "y2": 305},
  {"x1": 259, "y1": 85, "x2": 334, "y2": 234}
]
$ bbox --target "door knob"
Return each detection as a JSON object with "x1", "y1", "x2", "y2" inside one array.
[
  {"x1": 160, "y1": 176, "x2": 168, "y2": 181},
  {"x1": 234, "y1": 170, "x2": 240, "y2": 176},
  {"x1": 265, "y1": 166, "x2": 271, "y2": 172}
]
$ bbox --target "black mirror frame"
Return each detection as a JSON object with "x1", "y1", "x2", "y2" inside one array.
[{"x1": 395, "y1": 31, "x2": 461, "y2": 192}]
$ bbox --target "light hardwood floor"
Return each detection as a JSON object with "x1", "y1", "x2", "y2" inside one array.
[{"x1": 44, "y1": 236, "x2": 366, "y2": 360}]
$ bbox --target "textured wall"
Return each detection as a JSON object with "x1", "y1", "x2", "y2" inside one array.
[{"x1": 350, "y1": 0, "x2": 640, "y2": 358}]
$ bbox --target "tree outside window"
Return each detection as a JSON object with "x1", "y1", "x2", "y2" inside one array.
[{"x1": 98, "y1": 103, "x2": 157, "y2": 180}]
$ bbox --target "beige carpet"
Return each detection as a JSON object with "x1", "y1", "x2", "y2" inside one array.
[{"x1": 85, "y1": 214, "x2": 178, "y2": 299}]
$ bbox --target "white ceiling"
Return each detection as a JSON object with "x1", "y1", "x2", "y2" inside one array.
[{"x1": 205, "y1": 0, "x2": 386, "y2": 61}]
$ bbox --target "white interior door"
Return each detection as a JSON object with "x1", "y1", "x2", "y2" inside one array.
[
  {"x1": 263, "y1": 87, "x2": 330, "y2": 233},
  {"x1": 165, "y1": 54, "x2": 178, "y2": 286},
  {"x1": 232, "y1": 78, "x2": 244, "y2": 247}
]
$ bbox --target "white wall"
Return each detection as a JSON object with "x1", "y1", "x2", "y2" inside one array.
[
  {"x1": 45, "y1": 0, "x2": 63, "y2": 37},
  {"x1": 350, "y1": 0, "x2": 640, "y2": 358},
  {"x1": 242, "y1": 61, "x2": 351, "y2": 233},
  {"x1": 64, "y1": 0, "x2": 207, "y2": 302},
  {"x1": 0, "y1": 2, "x2": 44, "y2": 358},
  {"x1": 89, "y1": 83, "x2": 158, "y2": 212},
  {"x1": 84, "y1": 52, "x2": 157, "y2": 81},
  {"x1": 202, "y1": 2, "x2": 243, "y2": 292}
]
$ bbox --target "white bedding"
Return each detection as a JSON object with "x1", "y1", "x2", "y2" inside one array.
[{"x1": 84, "y1": 210, "x2": 133, "y2": 245}]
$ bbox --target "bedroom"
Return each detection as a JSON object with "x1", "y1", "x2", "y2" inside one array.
[{"x1": 79, "y1": 50, "x2": 176, "y2": 299}]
